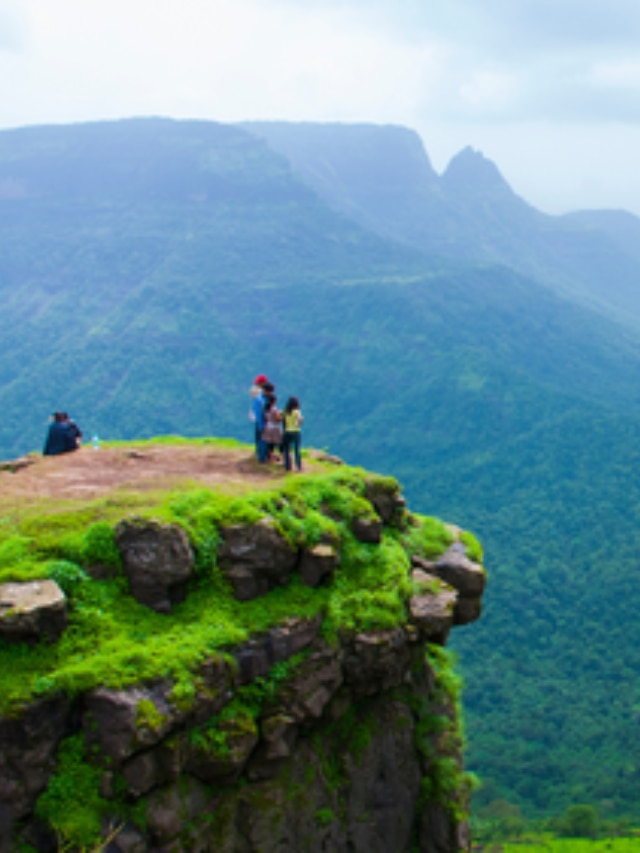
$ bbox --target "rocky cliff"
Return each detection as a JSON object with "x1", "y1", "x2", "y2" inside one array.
[{"x1": 0, "y1": 440, "x2": 486, "y2": 852}]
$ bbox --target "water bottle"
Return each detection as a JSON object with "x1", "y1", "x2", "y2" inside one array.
[{"x1": 92, "y1": 435, "x2": 100, "y2": 450}]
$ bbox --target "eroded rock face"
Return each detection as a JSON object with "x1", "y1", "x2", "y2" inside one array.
[
  {"x1": 0, "y1": 695, "x2": 71, "y2": 830},
  {"x1": 201, "y1": 693, "x2": 424, "y2": 853},
  {"x1": 120, "y1": 734, "x2": 186, "y2": 798},
  {"x1": 0, "y1": 580, "x2": 67, "y2": 643},
  {"x1": 114, "y1": 519, "x2": 195, "y2": 613},
  {"x1": 217, "y1": 518, "x2": 298, "y2": 600},
  {"x1": 420, "y1": 803, "x2": 471, "y2": 853},
  {"x1": 271, "y1": 646, "x2": 343, "y2": 725},
  {"x1": 83, "y1": 654, "x2": 241, "y2": 769},
  {"x1": 233, "y1": 616, "x2": 322, "y2": 684},
  {"x1": 343, "y1": 628, "x2": 416, "y2": 696},
  {"x1": 186, "y1": 717, "x2": 259, "y2": 786},
  {"x1": 190, "y1": 654, "x2": 238, "y2": 725},
  {"x1": 7, "y1": 620, "x2": 474, "y2": 852},
  {"x1": 258, "y1": 713, "x2": 298, "y2": 761},
  {"x1": 145, "y1": 776, "x2": 211, "y2": 847}
]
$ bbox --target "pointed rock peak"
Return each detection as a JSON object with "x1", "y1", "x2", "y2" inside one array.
[{"x1": 441, "y1": 146, "x2": 514, "y2": 197}]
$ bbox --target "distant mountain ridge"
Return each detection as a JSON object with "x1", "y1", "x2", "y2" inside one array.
[{"x1": 243, "y1": 120, "x2": 640, "y2": 323}]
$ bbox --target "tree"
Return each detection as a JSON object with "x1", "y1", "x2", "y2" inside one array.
[{"x1": 557, "y1": 804, "x2": 599, "y2": 838}]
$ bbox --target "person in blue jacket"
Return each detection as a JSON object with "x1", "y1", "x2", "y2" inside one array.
[
  {"x1": 43, "y1": 412, "x2": 80, "y2": 456},
  {"x1": 251, "y1": 381, "x2": 274, "y2": 462},
  {"x1": 249, "y1": 374, "x2": 268, "y2": 455}
]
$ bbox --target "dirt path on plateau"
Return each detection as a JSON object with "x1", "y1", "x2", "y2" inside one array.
[{"x1": 0, "y1": 443, "x2": 294, "y2": 504}]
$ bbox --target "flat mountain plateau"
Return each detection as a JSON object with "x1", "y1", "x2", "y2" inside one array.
[{"x1": 0, "y1": 441, "x2": 299, "y2": 504}]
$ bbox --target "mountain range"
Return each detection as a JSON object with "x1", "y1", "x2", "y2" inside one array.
[
  {"x1": 1, "y1": 117, "x2": 640, "y2": 818},
  {"x1": 244, "y1": 121, "x2": 640, "y2": 324}
]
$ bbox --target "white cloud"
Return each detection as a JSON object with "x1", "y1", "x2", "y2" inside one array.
[
  {"x1": 0, "y1": 0, "x2": 639, "y2": 214},
  {"x1": 268, "y1": 0, "x2": 640, "y2": 52},
  {"x1": 0, "y1": 0, "x2": 27, "y2": 51},
  {"x1": 0, "y1": 0, "x2": 448, "y2": 127},
  {"x1": 456, "y1": 69, "x2": 520, "y2": 117},
  {"x1": 590, "y1": 59, "x2": 640, "y2": 88}
]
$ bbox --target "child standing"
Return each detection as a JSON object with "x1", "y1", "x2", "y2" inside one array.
[
  {"x1": 282, "y1": 396, "x2": 303, "y2": 471},
  {"x1": 262, "y1": 395, "x2": 283, "y2": 462}
]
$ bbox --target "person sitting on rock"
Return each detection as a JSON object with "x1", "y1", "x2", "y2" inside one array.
[
  {"x1": 43, "y1": 412, "x2": 80, "y2": 456},
  {"x1": 61, "y1": 412, "x2": 83, "y2": 447}
]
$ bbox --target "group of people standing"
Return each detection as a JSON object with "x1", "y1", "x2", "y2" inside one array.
[
  {"x1": 43, "y1": 411, "x2": 83, "y2": 456},
  {"x1": 250, "y1": 374, "x2": 303, "y2": 471}
]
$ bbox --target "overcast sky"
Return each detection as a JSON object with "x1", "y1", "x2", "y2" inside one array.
[{"x1": 1, "y1": 0, "x2": 640, "y2": 215}]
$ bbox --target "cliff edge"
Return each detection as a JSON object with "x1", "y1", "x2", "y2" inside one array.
[{"x1": 0, "y1": 438, "x2": 486, "y2": 853}]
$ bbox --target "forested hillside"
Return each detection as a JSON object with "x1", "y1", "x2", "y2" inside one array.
[{"x1": 2, "y1": 117, "x2": 640, "y2": 818}]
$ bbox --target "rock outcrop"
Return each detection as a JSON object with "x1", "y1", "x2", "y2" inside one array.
[
  {"x1": 0, "y1": 580, "x2": 67, "y2": 643},
  {"x1": 217, "y1": 518, "x2": 299, "y2": 600},
  {"x1": 115, "y1": 519, "x2": 195, "y2": 613},
  {"x1": 412, "y1": 544, "x2": 486, "y2": 626},
  {"x1": 0, "y1": 454, "x2": 486, "y2": 853}
]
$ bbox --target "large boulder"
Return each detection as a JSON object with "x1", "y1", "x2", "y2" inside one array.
[
  {"x1": 412, "y1": 543, "x2": 486, "y2": 626},
  {"x1": 83, "y1": 683, "x2": 177, "y2": 764},
  {"x1": 351, "y1": 515, "x2": 383, "y2": 544},
  {"x1": 217, "y1": 518, "x2": 298, "y2": 601},
  {"x1": 408, "y1": 570, "x2": 456, "y2": 641},
  {"x1": 0, "y1": 580, "x2": 67, "y2": 644},
  {"x1": 298, "y1": 542, "x2": 340, "y2": 587},
  {"x1": 363, "y1": 478, "x2": 407, "y2": 527},
  {"x1": 114, "y1": 519, "x2": 195, "y2": 613}
]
